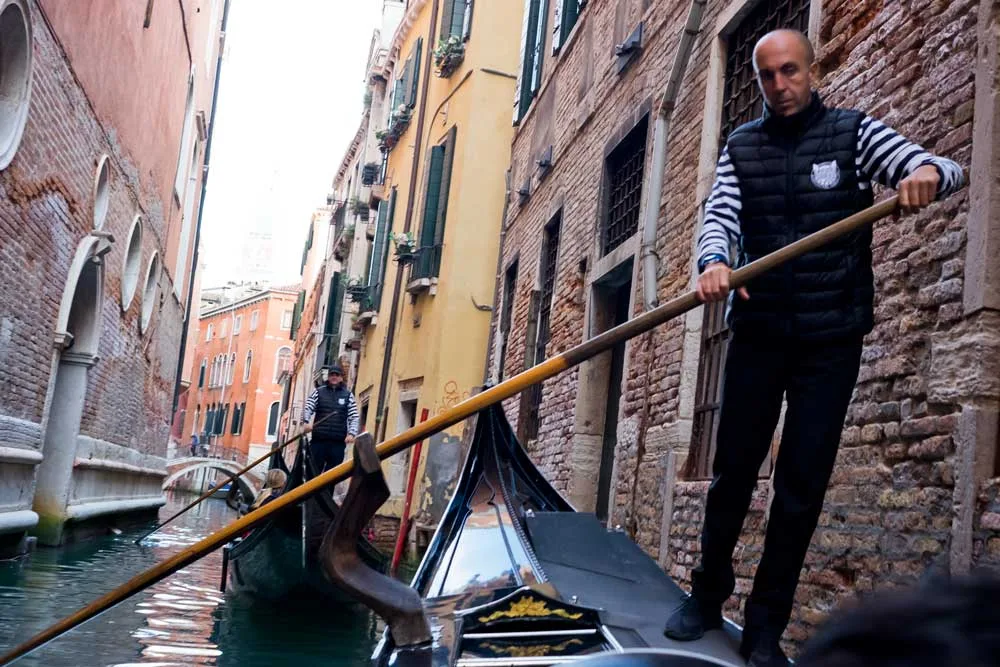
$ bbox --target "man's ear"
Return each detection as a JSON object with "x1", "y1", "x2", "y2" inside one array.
[{"x1": 808, "y1": 59, "x2": 821, "y2": 86}]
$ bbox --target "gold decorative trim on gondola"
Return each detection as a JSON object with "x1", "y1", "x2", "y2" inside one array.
[
  {"x1": 478, "y1": 638, "x2": 584, "y2": 657},
  {"x1": 476, "y1": 596, "x2": 584, "y2": 623}
]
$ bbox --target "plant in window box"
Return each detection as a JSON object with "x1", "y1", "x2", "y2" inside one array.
[
  {"x1": 392, "y1": 231, "x2": 417, "y2": 263},
  {"x1": 433, "y1": 35, "x2": 466, "y2": 78},
  {"x1": 349, "y1": 197, "x2": 369, "y2": 220},
  {"x1": 345, "y1": 275, "x2": 368, "y2": 302}
]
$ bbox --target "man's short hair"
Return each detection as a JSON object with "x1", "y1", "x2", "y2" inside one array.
[
  {"x1": 797, "y1": 572, "x2": 1000, "y2": 667},
  {"x1": 752, "y1": 28, "x2": 816, "y2": 72}
]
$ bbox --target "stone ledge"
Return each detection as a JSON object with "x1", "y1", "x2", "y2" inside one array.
[
  {"x1": 0, "y1": 509, "x2": 39, "y2": 534},
  {"x1": 65, "y1": 495, "x2": 166, "y2": 522},
  {"x1": 0, "y1": 446, "x2": 43, "y2": 466},
  {"x1": 0, "y1": 416, "x2": 42, "y2": 450},
  {"x1": 76, "y1": 435, "x2": 167, "y2": 474},
  {"x1": 73, "y1": 457, "x2": 166, "y2": 478}
]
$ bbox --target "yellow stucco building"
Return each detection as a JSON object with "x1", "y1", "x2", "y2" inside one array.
[{"x1": 352, "y1": 0, "x2": 523, "y2": 526}]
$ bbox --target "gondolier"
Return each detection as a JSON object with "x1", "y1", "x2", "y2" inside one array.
[
  {"x1": 662, "y1": 29, "x2": 964, "y2": 667},
  {"x1": 301, "y1": 365, "x2": 360, "y2": 472}
]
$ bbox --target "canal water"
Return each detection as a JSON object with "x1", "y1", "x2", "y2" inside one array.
[{"x1": 0, "y1": 492, "x2": 405, "y2": 666}]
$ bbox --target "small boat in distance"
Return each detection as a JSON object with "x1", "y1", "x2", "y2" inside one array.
[{"x1": 221, "y1": 441, "x2": 386, "y2": 601}]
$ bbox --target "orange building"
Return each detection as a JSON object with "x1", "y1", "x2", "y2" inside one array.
[{"x1": 181, "y1": 285, "x2": 299, "y2": 465}]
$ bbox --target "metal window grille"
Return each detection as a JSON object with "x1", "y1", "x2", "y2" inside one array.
[
  {"x1": 689, "y1": 0, "x2": 811, "y2": 480},
  {"x1": 524, "y1": 218, "x2": 560, "y2": 441},
  {"x1": 602, "y1": 118, "x2": 648, "y2": 256},
  {"x1": 499, "y1": 260, "x2": 519, "y2": 381}
]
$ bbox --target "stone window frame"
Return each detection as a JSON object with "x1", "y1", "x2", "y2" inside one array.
[
  {"x1": 93, "y1": 155, "x2": 111, "y2": 231},
  {"x1": 140, "y1": 252, "x2": 160, "y2": 334},
  {"x1": 120, "y1": 215, "x2": 143, "y2": 311},
  {"x1": 674, "y1": 0, "x2": 822, "y2": 482},
  {"x1": 0, "y1": 0, "x2": 32, "y2": 171}
]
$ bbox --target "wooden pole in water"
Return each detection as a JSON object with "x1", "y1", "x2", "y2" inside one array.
[{"x1": 0, "y1": 190, "x2": 958, "y2": 665}]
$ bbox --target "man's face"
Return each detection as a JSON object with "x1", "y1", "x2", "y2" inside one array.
[
  {"x1": 754, "y1": 32, "x2": 818, "y2": 117},
  {"x1": 328, "y1": 371, "x2": 343, "y2": 386}
]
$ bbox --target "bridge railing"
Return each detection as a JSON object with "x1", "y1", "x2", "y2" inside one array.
[{"x1": 182, "y1": 443, "x2": 247, "y2": 465}]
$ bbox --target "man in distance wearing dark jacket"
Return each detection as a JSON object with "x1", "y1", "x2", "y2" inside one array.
[
  {"x1": 300, "y1": 365, "x2": 360, "y2": 473},
  {"x1": 661, "y1": 29, "x2": 964, "y2": 667}
]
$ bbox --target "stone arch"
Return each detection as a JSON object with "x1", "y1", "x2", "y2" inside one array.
[
  {"x1": 0, "y1": 0, "x2": 33, "y2": 171},
  {"x1": 35, "y1": 233, "x2": 113, "y2": 544},
  {"x1": 162, "y1": 461, "x2": 259, "y2": 499}
]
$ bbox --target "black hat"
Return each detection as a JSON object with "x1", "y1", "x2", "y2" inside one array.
[{"x1": 328, "y1": 365, "x2": 344, "y2": 376}]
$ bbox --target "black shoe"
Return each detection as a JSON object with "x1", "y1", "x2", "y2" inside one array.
[
  {"x1": 663, "y1": 594, "x2": 722, "y2": 641},
  {"x1": 745, "y1": 639, "x2": 790, "y2": 667}
]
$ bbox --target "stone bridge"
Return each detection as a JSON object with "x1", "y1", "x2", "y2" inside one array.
[{"x1": 163, "y1": 457, "x2": 262, "y2": 499}]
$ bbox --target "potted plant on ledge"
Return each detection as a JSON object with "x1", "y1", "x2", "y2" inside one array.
[
  {"x1": 350, "y1": 197, "x2": 369, "y2": 220},
  {"x1": 376, "y1": 105, "x2": 413, "y2": 153},
  {"x1": 345, "y1": 276, "x2": 368, "y2": 302},
  {"x1": 434, "y1": 35, "x2": 466, "y2": 78},
  {"x1": 392, "y1": 231, "x2": 417, "y2": 264}
]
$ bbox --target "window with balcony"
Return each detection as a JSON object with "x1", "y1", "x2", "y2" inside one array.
[
  {"x1": 275, "y1": 346, "x2": 292, "y2": 383},
  {"x1": 412, "y1": 127, "x2": 457, "y2": 285}
]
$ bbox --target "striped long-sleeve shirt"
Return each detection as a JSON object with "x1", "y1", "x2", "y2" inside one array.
[
  {"x1": 302, "y1": 386, "x2": 360, "y2": 436},
  {"x1": 696, "y1": 115, "x2": 965, "y2": 269}
]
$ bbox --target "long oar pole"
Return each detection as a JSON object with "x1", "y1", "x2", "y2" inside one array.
[
  {"x1": 0, "y1": 191, "x2": 941, "y2": 665},
  {"x1": 134, "y1": 420, "x2": 321, "y2": 545}
]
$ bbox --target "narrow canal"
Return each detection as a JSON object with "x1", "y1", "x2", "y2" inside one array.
[{"x1": 0, "y1": 492, "x2": 401, "y2": 666}]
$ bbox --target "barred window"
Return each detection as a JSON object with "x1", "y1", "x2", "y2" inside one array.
[
  {"x1": 689, "y1": 0, "x2": 811, "y2": 480},
  {"x1": 602, "y1": 116, "x2": 648, "y2": 256},
  {"x1": 498, "y1": 259, "x2": 519, "y2": 381},
  {"x1": 519, "y1": 215, "x2": 560, "y2": 443}
]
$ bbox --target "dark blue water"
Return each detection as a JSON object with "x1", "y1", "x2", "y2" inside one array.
[{"x1": 0, "y1": 493, "x2": 399, "y2": 666}]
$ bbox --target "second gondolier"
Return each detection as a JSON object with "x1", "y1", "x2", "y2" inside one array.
[{"x1": 300, "y1": 365, "x2": 360, "y2": 472}]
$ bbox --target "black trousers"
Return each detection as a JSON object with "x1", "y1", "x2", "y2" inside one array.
[
  {"x1": 690, "y1": 331, "x2": 863, "y2": 642},
  {"x1": 311, "y1": 437, "x2": 346, "y2": 473}
]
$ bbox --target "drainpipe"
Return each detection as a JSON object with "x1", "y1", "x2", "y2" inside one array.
[
  {"x1": 639, "y1": 0, "x2": 707, "y2": 311},
  {"x1": 374, "y1": 0, "x2": 440, "y2": 443},
  {"x1": 171, "y1": 0, "x2": 232, "y2": 429},
  {"x1": 483, "y1": 167, "x2": 513, "y2": 385},
  {"x1": 627, "y1": 0, "x2": 706, "y2": 536}
]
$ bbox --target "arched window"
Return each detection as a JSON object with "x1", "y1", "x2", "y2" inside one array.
[
  {"x1": 266, "y1": 401, "x2": 280, "y2": 441},
  {"x1": 226, "y1": 352, "x2": 236, "y2": 385},
  {"x1": 243, "y1": 349, "x2": 253, "y2": 383},
  {"x1": 274, "y1": 346, "x2": 292, "y2": 382},
  {"x1": 198, "y1": 358, "x2": 206, "y2": 388}
]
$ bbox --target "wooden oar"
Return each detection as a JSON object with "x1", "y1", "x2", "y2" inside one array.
[{"x1": 0, "y1": 190, "x2": 951, "y2": 665}]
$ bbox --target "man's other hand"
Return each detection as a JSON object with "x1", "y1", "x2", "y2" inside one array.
[
  {"x1": 898, "y1": 164, "x2": 940, "y2": 213},
  {"x1": 300, "y1": 423, "x2": 313, "y2": 436},
  {"x1": 697, "y1": 262, "x2": 749, "y2": 303},
  {"x1": 345, "y1": 434, "x2": 356, "y2": 444}
]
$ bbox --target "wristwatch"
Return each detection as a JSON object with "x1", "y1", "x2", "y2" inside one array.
[{"x1": 698, "y1": 253, "x2": 729, "y2": 274}]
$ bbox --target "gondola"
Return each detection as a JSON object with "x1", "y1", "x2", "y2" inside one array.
[
  {"x1": 331, "y1": 403, "x2": 748, "y2": 666},
  {"x1": 221, "y1": 439, "x2": 387, "y2": 601}
]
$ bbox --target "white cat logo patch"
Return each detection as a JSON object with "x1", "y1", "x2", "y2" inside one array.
[
  {"x1": 811, "y1": 161, "x2": 840, "y2": 189},
  {"x1": 338, "y1": 398, "x2": 346, "y2": 405}
]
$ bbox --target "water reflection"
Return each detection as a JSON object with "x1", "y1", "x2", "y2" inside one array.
[{"x1": 0, "y1": 492, "x2": 386, "y2": 666}]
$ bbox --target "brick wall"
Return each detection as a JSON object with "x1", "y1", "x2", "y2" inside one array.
[
  {"x1": 492, "y1": 0, "x2": 990, "y2": 653},
  {"x1": 0, "y1": 2, "x2": 184, "y2": 457}
]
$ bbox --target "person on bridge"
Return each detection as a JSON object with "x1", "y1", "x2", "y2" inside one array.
[
  {"x1": 661, "y1": 28, "x2": 964, "y2": 667},
  {"x1": 300, "y1": 365, "x2": 360, "y2": 473}
]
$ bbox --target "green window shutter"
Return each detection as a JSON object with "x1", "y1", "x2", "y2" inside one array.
[
  {"x1": 531, "y1": 0, "x2": 549, "y2": 94},
  {"x1": 369, "y1": 200, "x2": 389, "y2": 289},
  {"x1": 409, "y1": 38, "x2": 423, "y2": 107},
  {"x1": 391, "y1": 78, "x2": 405, "y2": 112},
  {"x1": 555, "y1": 0, "x2": 580, "y2": 51},
  {"x1": 440, "y1": 0, "x2": 456, "y2": 40},
  {"x1": 325, "y1": 273, "x2": 341, "y2": 335},
  {"x1": 420, "y1": 146, "x2": 445, "y2": 253},
  {"x1": 432, "y1": 127, "x2": 458, "y2": 275},
  {"x1": 376, "y1": 189, "x2": 398, "y2": 306},
  {"x1": 516, "y1": 0, "x2": 541, "y2": 122}
]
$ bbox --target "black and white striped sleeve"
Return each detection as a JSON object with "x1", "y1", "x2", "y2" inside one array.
[
  {"x1": 856, "y1": 116, "x2": 964, "y2": 197},
  {"x1": 347, "y1": 394, "x2": 360, "y2": 436},
  {"x1": 302, "y1": 388, "x2": 319, "y2": 424},
  {"x1": 696, "y1": 146, "x2": 742, "y2": 268}
]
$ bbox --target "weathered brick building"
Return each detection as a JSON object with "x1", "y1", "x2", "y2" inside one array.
[
  {"x1": 490, "y1": 0, "x2": 1000, "y2": 650},
  {"x1": 0, "y1": 0, "x2": 223, "y2": 549}
]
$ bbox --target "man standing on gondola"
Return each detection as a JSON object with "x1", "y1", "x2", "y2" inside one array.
[
  {"x1": 662, "y1": 29, "x2": 964, "y2": 667},
  {"x1": 300, "y1": 365, "x2": 360, "y2": 472}
]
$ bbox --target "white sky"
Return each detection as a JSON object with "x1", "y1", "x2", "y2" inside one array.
[{"x1": 198, "y1": 0, "x2": 383, "y2": 289}]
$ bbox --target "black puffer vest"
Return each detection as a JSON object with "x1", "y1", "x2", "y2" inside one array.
[
  {"x1": 726, "y1": 93, "x2": 874, "y2": 340},
  {"x1": 313, "y1": 384, "x2": 350, "y2": 441}
]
